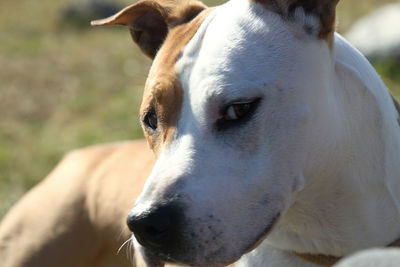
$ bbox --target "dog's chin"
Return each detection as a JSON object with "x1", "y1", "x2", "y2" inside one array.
[{"x1": 243, "y1": 212, "x2": 281, "y2": 255}]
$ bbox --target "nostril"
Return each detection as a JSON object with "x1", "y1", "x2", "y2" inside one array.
[
  {"x1": 138, "y1": 218, "x2": 173, "y2": 247},
  {"x1": 146, "y1": 224, "x2": 167, "y2": 239},
  {"x1": 127, "y1": 214, "x2": 169, "y2": 241}
]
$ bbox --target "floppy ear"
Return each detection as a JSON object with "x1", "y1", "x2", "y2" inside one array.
[
  {"x1": 255, "y1": 0, "x2": 340, "y2": 39},
  {"x1": 91, "y1": 0, "x2": 206, "y2": 59}
]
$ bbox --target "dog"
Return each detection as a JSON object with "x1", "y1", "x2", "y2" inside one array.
[
  {"x1": 0, "y1": 141, "x2": 155, "y2": 267},
  {"x1": 1, "y1": 0, "x2": 400, "y2": 266}
]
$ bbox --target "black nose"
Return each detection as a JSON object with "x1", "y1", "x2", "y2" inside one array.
[{"x1": 127, "y1": 202, "x2": 184, "y2": 251}]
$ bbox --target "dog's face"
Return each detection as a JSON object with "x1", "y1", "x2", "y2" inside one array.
[{"x1": 93, "y1": 0, "x2": 340, "y2": 265}]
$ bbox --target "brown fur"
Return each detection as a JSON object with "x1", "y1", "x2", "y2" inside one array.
[
  {"x1": 392, "y1": 94, "x2": 400, "y2": 125},
  {"x1": 0, "y1": 140, "x2": 207, "y2": 267},
  {"x1": 140, "y1": 8, "x2": 213, "y2": 155},
  {"x1": 250, "y1": 0, "x2": 339, "y2": 40},
  {"x1": 0, "y1": 141, "x2": 153, "y2": 267},
  {"x1": 91, "y1": 0, "x2": 207, "y2": 58},
  {"x1": 92, "y1": 1, "x2": 211, "y2": 156}
]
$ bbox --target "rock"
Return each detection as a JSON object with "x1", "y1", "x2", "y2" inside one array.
[{"x1": 345, "y1": 3, "x2": 400, "y2": 61}]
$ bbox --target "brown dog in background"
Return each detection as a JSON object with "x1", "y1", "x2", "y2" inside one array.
[{"x1": 0, "y1": 140, "x2": 153, "y2": 267}]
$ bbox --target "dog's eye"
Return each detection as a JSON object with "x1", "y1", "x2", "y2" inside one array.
[
  {"x1": 225, "y1": 102, "x2": 252, "y2": 120},
  {"x1": 143, "y1": 109, "x2": 158, "y2": 131},
  {"x1": 216, "y1": 98, "x2": 261, "y2": 131}
]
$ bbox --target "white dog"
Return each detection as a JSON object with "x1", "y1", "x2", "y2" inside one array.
[
  {"x1": 1, "y1": 0, "x2": 399, "y2": 266},
  {"x1": 91, "y1": 0, "x2": 400, "y2": 266}
]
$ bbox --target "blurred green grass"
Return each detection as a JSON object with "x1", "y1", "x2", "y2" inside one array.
[{"x1": 0, "y1": 0, "x2": 399, "y2": 219}]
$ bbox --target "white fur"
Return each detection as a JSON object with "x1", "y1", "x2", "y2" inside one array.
[
  {"x1": 134, "y1": 0, "x2": 400, "y2": 266},
  {"x1": 335, "y1": 248, "x2": 400, "y2": 267}
]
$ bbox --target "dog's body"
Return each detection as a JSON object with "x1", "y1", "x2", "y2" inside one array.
[
  {"x1": 0, "y1": 141, "x2": 153, "y2": 267},
  {"x1": 1, "y1": 0, "x2": 400, "y2": 266}
]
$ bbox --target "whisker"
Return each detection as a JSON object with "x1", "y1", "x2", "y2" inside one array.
[
  {"x1": 128, "y1": 238, "x2": 135, "y2": 264},
  {"x1": 118, "y1": 238, "x2": 132, "y2": 255}
]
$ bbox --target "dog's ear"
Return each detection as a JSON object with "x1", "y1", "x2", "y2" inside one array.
[
  {"x1": 254, "y1": 0, "x2": 340, "y2": 39},
  {"x1": 91, "y1": 0, "x2": 206, "y2": 59}
]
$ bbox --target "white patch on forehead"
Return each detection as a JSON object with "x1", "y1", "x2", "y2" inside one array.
[
  {"x1": 175, "y1": 0, "x2": 329, "y2": 131},
  {"x1": 176, "y1": 0, "x2": 287, "y2": 93},
  {"x1": 176, "y1": 0, "x2": 270, "y2": 130}
]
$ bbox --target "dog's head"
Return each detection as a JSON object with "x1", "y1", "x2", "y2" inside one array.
[{"x1": 93, "y1": 0, "x2": 341, "y2": 265}]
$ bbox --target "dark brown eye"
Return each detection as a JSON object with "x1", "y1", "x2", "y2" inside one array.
[
  {"x1": 143, "y1": 109, "x2": 158, "y2": 131},
  {"x1": 225, "y1": 102, "x2": 252, "y2": 120},
  {"x1": 216, "y1": 98, "x2": 261, "y2": 131}
]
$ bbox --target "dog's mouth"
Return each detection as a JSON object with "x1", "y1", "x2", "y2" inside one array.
[{"x1": 138, "y1": 212, "x2": 281, "y2": 267}]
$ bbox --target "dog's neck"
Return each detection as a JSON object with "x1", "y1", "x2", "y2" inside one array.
[{"x1": 265, "y1": 34, "x2": 400, "y2": 258}]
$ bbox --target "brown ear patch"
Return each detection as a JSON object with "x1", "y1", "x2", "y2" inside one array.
[
  {"x1": 91, "y1": 0, "x2": 207, "y2": 59},
  {"x1": 129, "y1": 7, "x2": 169, "y2": 58},
  {"x1": 252, "y1": 0, "x2": 339, "y2": 40},
  {"x1": 290, "y1": 0, "x2": 339, "y2": 39}
]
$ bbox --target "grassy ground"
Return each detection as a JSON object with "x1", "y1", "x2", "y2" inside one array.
[{"x1": 1, "y1": 0, "x2": 399, "y2": 219}]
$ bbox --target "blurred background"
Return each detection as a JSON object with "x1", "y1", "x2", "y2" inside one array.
[{"x1": 1, "y1": 0, "x2": 399, "y2": 219}]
